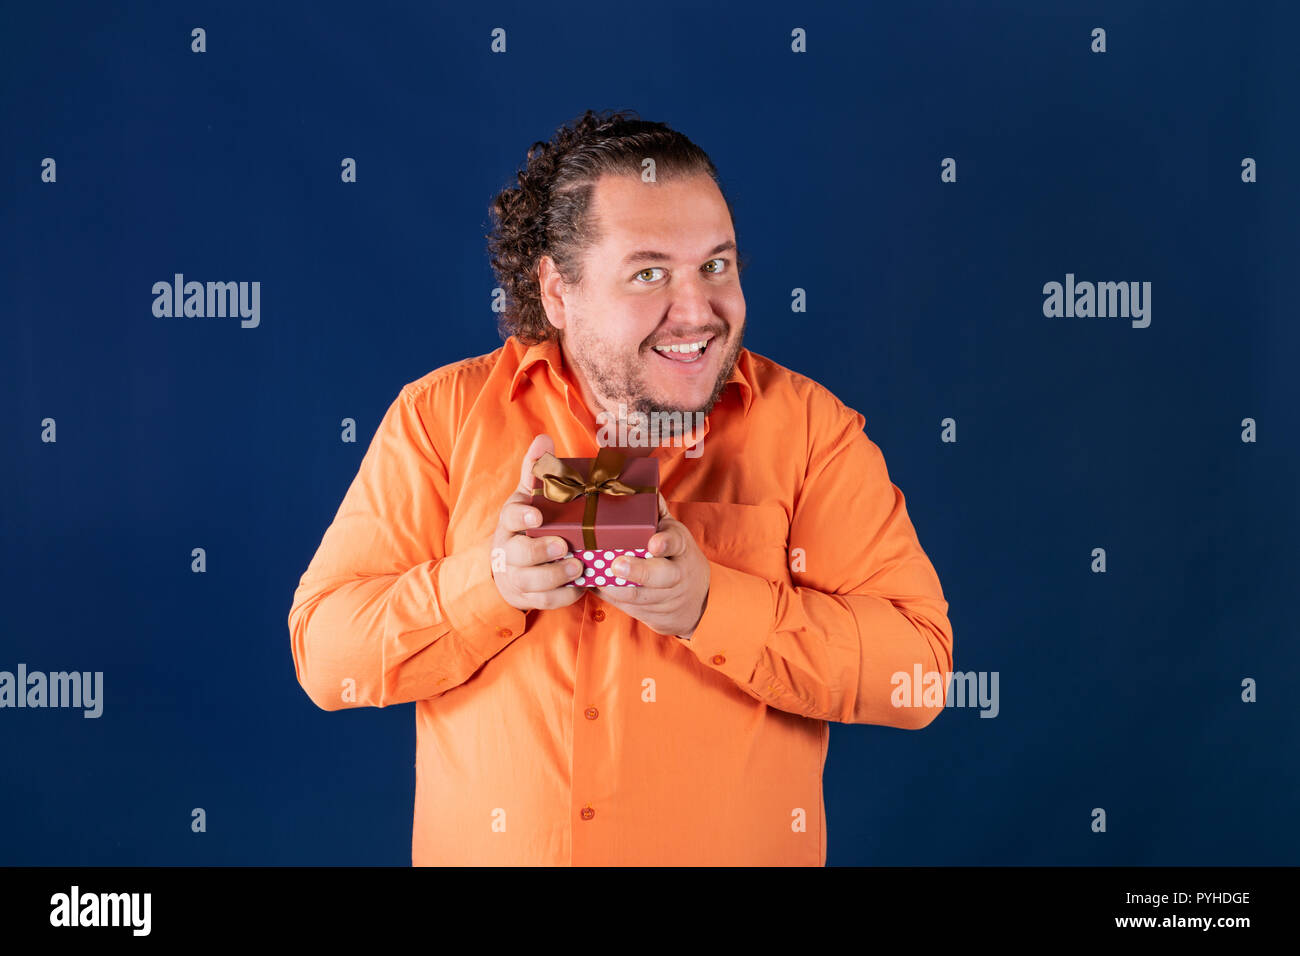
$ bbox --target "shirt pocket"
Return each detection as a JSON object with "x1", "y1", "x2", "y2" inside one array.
[{"x1": 667, "y1": 500, "x2": 792, "y2": 584}]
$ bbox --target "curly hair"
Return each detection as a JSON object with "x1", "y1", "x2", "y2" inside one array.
[{"x1": 486, "y1": 108, "x2": 738, "y2": 345}]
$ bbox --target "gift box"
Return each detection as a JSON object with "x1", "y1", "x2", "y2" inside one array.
[{"x1": 526, "y1": 447, "x2": 659, "y2": 588}]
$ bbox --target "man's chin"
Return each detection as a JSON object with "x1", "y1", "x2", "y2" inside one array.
[{"x1": 615, "y1": 336, "x2": 741, "y2": 429}]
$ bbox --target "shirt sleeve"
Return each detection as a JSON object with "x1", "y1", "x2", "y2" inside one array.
[
  {"x1": 680, "y1": 395, "x2": 954, "y2": 729},
  {"x1": 288, "y1": 384, "x2": 526, "y2": 711}
]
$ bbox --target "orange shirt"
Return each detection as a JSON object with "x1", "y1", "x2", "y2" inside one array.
[{"x1": 288, "y1": 335, "x2": 953, "y2": 865}]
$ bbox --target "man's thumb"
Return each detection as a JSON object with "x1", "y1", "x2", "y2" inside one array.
[{"x1": 517, "y1": 433, "x2": 556, "y2": 494}]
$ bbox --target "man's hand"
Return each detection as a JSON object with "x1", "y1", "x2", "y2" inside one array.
[
  {"x1": 593, "y1": 494, "x2": 711, "y2": 639},
  {"x1": 490, "y1": 434, "x2": 587, "y2": 612}
]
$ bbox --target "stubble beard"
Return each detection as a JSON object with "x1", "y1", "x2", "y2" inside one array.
[{"x1": 567, "y1": 324, "x2": 745, "y2": 438}]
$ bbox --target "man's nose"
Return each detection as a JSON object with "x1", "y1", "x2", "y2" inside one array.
[{"x1": 666, "y1": 273, "x2": 717, "y2": 324}]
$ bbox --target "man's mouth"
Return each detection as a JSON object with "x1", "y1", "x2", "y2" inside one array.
[{"x1": 650, "y1": 336, "x2": 713, "y2": 364}]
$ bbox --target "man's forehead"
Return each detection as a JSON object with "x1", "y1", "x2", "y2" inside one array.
[{"x1": 588, "y1": 174, "x2": 733, "y2": 260}]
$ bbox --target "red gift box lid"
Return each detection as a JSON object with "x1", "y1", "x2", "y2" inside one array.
[{"x1": 525, "y1": 453, "x2": 659, "y2": 553}]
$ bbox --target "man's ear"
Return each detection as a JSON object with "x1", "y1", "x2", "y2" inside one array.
[{"x1": 537, "y1": 255, "x2": 567, "y2": 331}]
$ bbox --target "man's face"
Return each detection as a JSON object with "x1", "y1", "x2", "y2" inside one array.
[{"x1": 540, "y1": 173, "x2": 746, "y2": 427}]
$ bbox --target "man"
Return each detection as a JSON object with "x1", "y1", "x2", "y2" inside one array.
[{"x1": 288, "y1": 109, "x2": 953, "y2": 866}]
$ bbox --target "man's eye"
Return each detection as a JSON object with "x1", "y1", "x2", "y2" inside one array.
[{"x1": 636, "y1": 260, "x2": 727, "y2": 282}]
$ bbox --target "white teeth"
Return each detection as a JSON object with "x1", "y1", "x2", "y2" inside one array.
[{"x1": 653, "y1": 339, "x2": 709, "y2": 353}]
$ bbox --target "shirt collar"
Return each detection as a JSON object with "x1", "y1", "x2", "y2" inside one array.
[{"x1": 506, "y1": 335, "x2": 753, "y2": 417}]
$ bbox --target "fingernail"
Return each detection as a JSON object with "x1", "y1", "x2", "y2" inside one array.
[
  {"x1": 548, "y1": 539, "x2": 567, "y2": 558},
  {"x1": 567, "y1": 559, "x2": 583, "y2": 576},
  {"x1": 525, "y1": 511, "x2": 541, "y2": 526},
  {"x1": 612, "y1": 559, "x2": 629, "y2": 575}
]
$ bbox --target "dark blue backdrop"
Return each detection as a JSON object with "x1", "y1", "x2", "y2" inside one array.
[{"x1": 2, "y1": 0, "x2": 1296, "y2": 865}]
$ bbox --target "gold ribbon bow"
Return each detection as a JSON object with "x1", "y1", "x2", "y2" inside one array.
[{"x1": 531, "y1": 447, "x2": 656, "y2": 550}]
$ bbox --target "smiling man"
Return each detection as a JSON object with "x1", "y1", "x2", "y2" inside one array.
[{"x1": 288, "y1": 109, "x2": 953, "y2": 866}]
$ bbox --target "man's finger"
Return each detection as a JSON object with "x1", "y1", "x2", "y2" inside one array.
[
  {"x1": 594, "y1": 578, "x2": 675, "y2": 605},
  {"x1": 607, "y1": 552, "x2": 681, "y2": 589},
  {"x1": 516, "y1": 583, "x2": 588, "y2": 610},
  {"x1": 644, "y1": 521, "x2": 688, "y2": 559},
  {"x1": 499, "y1": 500, "x2": 545, "y2": 535},
  {"x1": 505, "y1": 531, "x2": 570, "y2": 568},
  {"x1": 510, "y1": 556, "x2": 584, "y2": 592}
]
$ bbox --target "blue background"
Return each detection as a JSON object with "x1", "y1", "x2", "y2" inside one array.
[{"x1": 2, "y1": 0, "x2": 1296, "y2": 865}]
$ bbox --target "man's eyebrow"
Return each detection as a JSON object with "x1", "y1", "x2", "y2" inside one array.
[{"x1": 620, "y1": 240, "x2": 736, "y2": 267}]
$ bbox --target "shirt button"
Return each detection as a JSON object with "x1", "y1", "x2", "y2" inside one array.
[
  {"x1": 580, "y1": 806, "x2": 595, "y2": 820},
  {"x1": 592, "y1": 608, "x2": 606, "y2": 622},
  {"x1": 497, "y1": 627, "x2": 512, "y2": 638},
  {"x1": 711, "y1": 654, "x2": 726, "y2": 665},
  {"x1": 584, "y1": 706, "x2": 598, "y2": 720}
]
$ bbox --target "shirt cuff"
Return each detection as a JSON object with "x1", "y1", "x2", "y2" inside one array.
[
  {"x1": 679, "y1": 560, "x2": 775, "y2": 684},
  {"x1": 437, "y1": 540, "x2": 528, "y2": 660}
]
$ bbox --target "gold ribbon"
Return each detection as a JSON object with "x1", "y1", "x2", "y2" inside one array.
[{"x1": 531, "y1": 447, "x2": 656, "y2": 550}]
